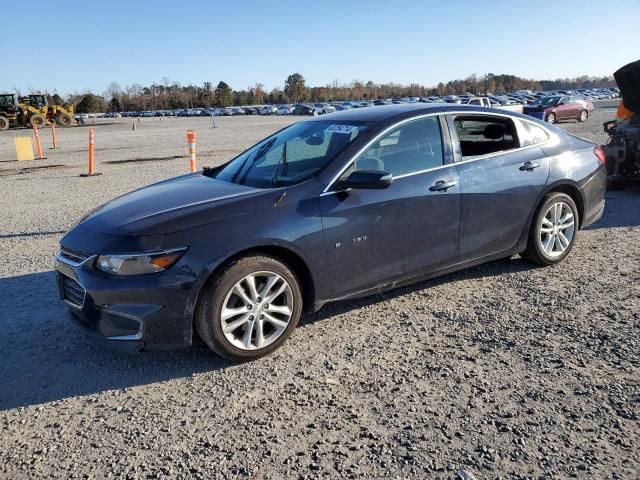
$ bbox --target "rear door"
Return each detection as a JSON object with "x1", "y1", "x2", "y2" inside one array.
[
  {"x1": 319, "y1": 115, "x2": 460, "y2": 298},
  {"x1": 448, "y1": 114, "x2": 550, "y2": 261}
]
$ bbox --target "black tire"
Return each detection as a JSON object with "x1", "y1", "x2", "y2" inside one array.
[
  {"x1": 579, "y1": 110, "x2": 588, "y2": 122},
  {"x1": 606, "y1": 177, "x2": 626, "y2": 191},
  {"x1": 523, "y1": 192, "x2": 579, "y2": 266},
  {"x1": 0, "y1": 116, "x2": 9, "y2": 131},
  {"x1": 56, "y1": 112, "x2": 73, "y2": 127},
  {"x1": 29, "y1": 114, "x2": 46, "y2": 129},
  {"x1": 546, "y1": 112, "x2": 556, "y2": 124},
  {"x1": 195, "y1": 255, "x2": 303, "y2": 361}
]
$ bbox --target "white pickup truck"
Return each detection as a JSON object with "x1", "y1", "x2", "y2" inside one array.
[
  {"x1": 459, "y1": 97, "x2": 494, "y2": 107},
  {"x1": 460, "y1": 96, "x2": 524, "y2": 113}
]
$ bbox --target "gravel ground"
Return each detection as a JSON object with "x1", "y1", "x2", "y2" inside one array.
[{"x1": 0, "y1": 101, "x2": 638, "y2": 479}]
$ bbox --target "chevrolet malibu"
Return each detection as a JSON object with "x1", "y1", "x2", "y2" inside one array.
[{"x1": 56, "y1": 104, "x2": 606, "y2": 361}]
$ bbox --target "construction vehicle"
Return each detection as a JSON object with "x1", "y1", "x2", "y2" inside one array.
[
  {"x1": 602, "y1": 59, "x2": 640, "y2": 190},
  {"x1": 19, "y1": 94, "x2": 75, "y2": 127},
  {"x1": 0, "y1": 93, "x2": 47, "y2": 130},
  {"x1": 0, "y1": 93, "x2": 20, "y2": 130}
]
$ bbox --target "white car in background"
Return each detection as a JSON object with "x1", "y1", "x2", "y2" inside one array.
[
  {"x1": 312, "y1": 103, "x2": 336, "y2": 115},
  {"x1": 259, "y1": 105, "x2": 278, "y2": 115},
  {"x1": 276, "y1": 105, "x2": 294, "y2": 115}
]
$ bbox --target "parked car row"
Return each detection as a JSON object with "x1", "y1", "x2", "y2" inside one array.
[{"x1": 94, "y1": 87, "x2": 617, "y2": 119}]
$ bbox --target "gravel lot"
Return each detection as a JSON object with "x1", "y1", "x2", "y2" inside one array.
[{"x1": 1, "y1": 101, "x2": 638, "y2": 479}]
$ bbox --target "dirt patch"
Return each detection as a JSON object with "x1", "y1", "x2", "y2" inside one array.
[
  {"x1": 0, "y1": 164, "x2": 69, "y2": 177},
  {"x1": 102, "y1": 155, "x2": 185, "y2": 165}
]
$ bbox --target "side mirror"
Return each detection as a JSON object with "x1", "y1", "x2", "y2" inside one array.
[
  {"x1": 337, "y1": 170, "x2": 393, "y2": 190},
  {"x1": 557, "y1": 102, "x2": 564, "y2": 106}
]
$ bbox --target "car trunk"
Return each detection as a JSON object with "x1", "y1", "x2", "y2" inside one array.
[{"x1": 615, "y1": 59, "x2": 640, "y2": 114}]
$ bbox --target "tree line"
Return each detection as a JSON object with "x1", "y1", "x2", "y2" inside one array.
[{"x1": 32, "y1": 72, "x2": 616, "y2": 113}]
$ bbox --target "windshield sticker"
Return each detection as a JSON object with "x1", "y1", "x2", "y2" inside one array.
[{"x1": 326, "y1": 124, "x2": 358, "y2": 135}]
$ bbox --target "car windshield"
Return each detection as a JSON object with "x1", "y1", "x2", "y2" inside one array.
[
  {"x1": 212, "y1": 120, "x2": 368, "y2": 188},
  {"x1": 538, "y1": 96, "x2": 560, "y2": 106}
]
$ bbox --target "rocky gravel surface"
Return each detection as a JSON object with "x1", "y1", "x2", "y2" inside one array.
[{"x1": 0, "y1": 101, "x2": 638, "y2": 479}]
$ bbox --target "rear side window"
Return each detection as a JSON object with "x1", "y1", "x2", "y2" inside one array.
[
  {"x1": 452, "y1": 115, "x2": 519, "y2": 159},
  {"x1": 519, "y1": 120, "x2": 549, "y2": 147},
  {"x1": 340, "y1": 116, "x2": 444, "y2": 179}
]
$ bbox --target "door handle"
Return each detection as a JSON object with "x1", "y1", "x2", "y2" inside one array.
[
  {"x1": 429, "y1": 180, "x2": 457, "y2": 192},
  {"x1": 519, "y1": 161, "x2": 540, "y2": 171}
]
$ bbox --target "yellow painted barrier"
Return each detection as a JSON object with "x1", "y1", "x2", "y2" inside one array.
[{"x1": 15, "y1": 136, "x2": 35, "y2": 161}]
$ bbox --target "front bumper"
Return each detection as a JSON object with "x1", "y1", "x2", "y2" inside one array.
[{"x1": 55, "y1": 250, "x2": 197, "y2": 351}]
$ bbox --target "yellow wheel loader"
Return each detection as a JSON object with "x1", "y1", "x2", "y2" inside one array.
[
  {"x1": 19, "y1": 94, "x2": 75, "y2": 127},
  {"x1": 0, "y1": 93, "x2": 45, "y2": 130}
]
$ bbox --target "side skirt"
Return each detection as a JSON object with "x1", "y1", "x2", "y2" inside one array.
[{"x1": 313, "y1": 245, "x2": 526, "y2": 312}]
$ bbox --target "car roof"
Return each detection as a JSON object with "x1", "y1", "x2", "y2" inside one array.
[{"x1": 307, "y1": 103, "x2": 522, "y2": 123}]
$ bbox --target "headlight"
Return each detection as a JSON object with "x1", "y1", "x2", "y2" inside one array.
[{"x1": 96, "y1": 248, "x2": 186, "y2": 276}]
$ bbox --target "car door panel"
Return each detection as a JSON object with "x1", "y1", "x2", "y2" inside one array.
[
  {"x1": 319, "y1": 166, "x2": 460, "y2": 298},
  {"x1": 456, "y1": 147, "x2": 549, "y2": 261},
  {"x1": 558, "y1": 97, "x2": 573, "y2": 120}
]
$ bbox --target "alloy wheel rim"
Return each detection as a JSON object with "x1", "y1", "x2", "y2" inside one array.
[
  {"x1": 580, "y1": 111, "x2": 587, "y2": 121},
  {"x1": 539, "y1": 201, "x2": 575, "y2": 257},
  {"x1": 547, "y1": 114, "x2": 555, "y2": 124},
  {"x1": 220, "y1": 271, "x2": 293, "y2": 351}
]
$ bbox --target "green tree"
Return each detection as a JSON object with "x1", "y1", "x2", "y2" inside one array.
[
  {"x1": 52, "y1": 93, "x2": 64, "y2": 106},
  {"x1": 214, "y1": 81, "x2": 233, "y2": 107},
  {"x1": 284, "y1": 73, "x2": 306, "y2": 103},
  {"x1": 76, "y1": 94, "x2": 100, "y2": 113},
  {"x1": 109, "y1": 96, "x2": 121, "y2": 112},
  {"x1": 268, "y1": 88, "x2": 287, "y2": 104}
]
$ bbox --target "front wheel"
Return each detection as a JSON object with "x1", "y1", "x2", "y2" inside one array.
[
  {"x1": 523, "y1": 192, "x2": 579, "y2": 266},
  {"x1": 29, "y1": 114, "x2": 47, "y2": 129},
  {"x1": 195, "y1": 255, "x2": 302, "y2": 361},
  {"x1": 0, "y1": 116, "x2": 9, "y2": 131},
  {"x1": 546, "y1": 112, "x2": 556, "y2": 124}
]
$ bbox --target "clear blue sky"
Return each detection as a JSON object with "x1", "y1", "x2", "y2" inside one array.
[{"x1": 3, "y1": 0, "x2": 639, "y2": 95}]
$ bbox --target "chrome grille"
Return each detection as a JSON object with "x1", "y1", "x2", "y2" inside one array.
[
  {"x1": 60, "y1": 247, "x2": 90, "y2": 264},
  {"x1": 62, "y1": 275, "x2": 86, "y2": 308}
]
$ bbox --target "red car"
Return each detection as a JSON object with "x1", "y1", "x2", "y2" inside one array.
[{"x1": 524, "y1": 95, "x2": 594, "y2": 124}]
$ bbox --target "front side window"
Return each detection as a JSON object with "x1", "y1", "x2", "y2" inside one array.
[
  {"x1": 539, "y1": 96, "x2": 560, "y2": 107},
  {"x1": 453, "y1": 115, "x2": 519, "y2": 158},
  {"x1": 338, "y1": 116, "x2": 444, "y2": 181},
  {"x1": 213, "y1": 120, "x2": 368, "y2": 188}
]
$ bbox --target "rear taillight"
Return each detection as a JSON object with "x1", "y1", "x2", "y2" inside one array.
[{"x1": 594, "y1": 146, "x2": 606, "y2": 166}]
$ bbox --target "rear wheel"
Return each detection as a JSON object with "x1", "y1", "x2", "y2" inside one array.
[
  {"x1": 579, "y1": 110, "x2": 588, "y2": 122},
  {"x1": 195, "y1": 255, "x2": 303, "y2": 361},
  {"x1": 56, "y1": 112, "x2": 73, "y2": 127},
  {"x1": 0, "y1": 116, "x2": 9, "y2": 131},
  {"x1": 29, "y1": 114, "x2": 46, "y2": 129},
  {"x1": 523, "y1": 192, "x2": 579, "y2": 266},
  {"x1": 546, "y1": 112, "x2": 556, "y2": 124}
]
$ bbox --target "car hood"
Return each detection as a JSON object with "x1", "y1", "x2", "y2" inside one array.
[{"x1": 76, "y1": 174, "x2": 272, "y2": 236}]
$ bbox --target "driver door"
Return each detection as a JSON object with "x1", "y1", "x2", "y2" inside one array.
[{"x1": 319, "y1": 115, "x2": 460, "y2": 299}]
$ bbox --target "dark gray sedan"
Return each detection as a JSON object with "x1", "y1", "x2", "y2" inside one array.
[{"x1": 55, "y1": 104, "x2": 606, "y2": 360}]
